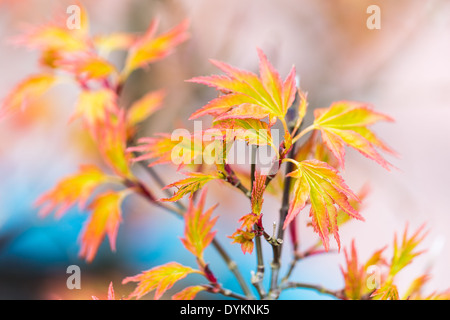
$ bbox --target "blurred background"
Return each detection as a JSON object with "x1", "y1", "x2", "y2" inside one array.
[{"x1": 0, "y1": 0, "x2": 449, "y2": 299}]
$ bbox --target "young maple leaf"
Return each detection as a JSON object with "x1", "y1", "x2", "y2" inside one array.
[
  {"x1": 251, "y1": 172, "x2": 267, "y2": 215},
  {"x1": 0, "y1": 74, "x2": 58, "y2": 118},
  {"x1": 336, "y1": 184, "x2": 370, "y2": 226},
  {"x1": 229, "y1": 229, "x2": 255, "y2": 254},
  {"x1": 57, "y1": 52, "x2": 117, "y2": 81},
  {"x1": 35, "y1": 165, "x2": 108, "y2": 218},
  {"x1": 313, "y1": 101, "x2": 396, "y2": 170},
  {"x1": 93, "y1": 33, "x2": 136, "y2": 56},
  {"x1": 371, "y1": 283, "x2": 399, "y2": 300},
  {"x1": 14, "y1": 2, "x2": 89, "y2": 49},
  {"x1": 228, "y1": 173, "x2": 266, "y2": 255},
  {"x1": 172, "y1": 285, "x2": 206, "y2": 300},
  {"x1": 402, "y1": 274, "x2": 431, "y2": 300},
  {"x1": 181, "y1": 189, "x2": 218, "y2": 261},
  {"x1": 129, "y1": 132, "x2": 204, "y2": 168},
  {"x1": 237, "y1": 213, "x2": 261, "y2": 231},
  {"x1": 97, "y1": 112, "x2": 134, "y2": 179},
  {"x1": 79, "y1": 190, "x2": 129, "y2": 263},
  {"x1": 283, "y1": 159, "x2": 364, "y2": 251},
  {"x1": 188, "y1": 48, "x2": 296, "y2": 125},
  {"x1": 160, "y1": 172, "x2": 222, "y2": 202},
  {"x1": 121, "y1": 19, "x2": 189, "y2": 79},
  {"x1": 211, "y1": 118, "x2": 276, "y2": 151},
  {"x1": 14, "y1": 24, "x2": 89, "y2": 54},
  {"x1": 340, "y1": 240, "x2": 365, "y2": 300},
  {"x1": 340, "y1": 240, "x2": 386, "y2": 300},
  {"x1": 70, "y1": 88, "x2": 118, "y2": 130},
  {"x1": 122, "y1": 262, "x2": 202, "y2": 300},
  {"x1": 126, "y1": 89, "x2": 165, "y2": 128},
  {"x1": 389, "y1": 224, "x2": 427, "y2": 277},
  {"x1": 294, "y1": 131, "x2": 339, "y2": 169}
]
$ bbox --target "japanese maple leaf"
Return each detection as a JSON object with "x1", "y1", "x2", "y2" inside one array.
[
  {"x1": 251, "y1": 172, "x2": 267, "y2": 215},
  {"x1": 0, "y1": 74, "x2": 58, "y2": 118},
  {"x1": 123, "y1": 262, "x2": 202, "y2": 300},
  {"x1": 228, "y1": 171, "x2": 266, "y2": 255},
  {"x1": 97, "y1": 112, "x2": 134, "y2": 179},
  {"x1": 229, "y1": 229, "x2": 255, "y2": 255},
  {"x1": 13, "y1": 4, "x2": 90, "y2": 66},
  {"x1": 181, "y1": 189, "x2": 219, "y2": 261},
  {"x1": 402, "y1": 274, "x2": 431, "y2": 300},
  {"x1": 283, "y1": 159, "x2": 364, "y2": 251},
  {"x1": 340, "y1": 240, "x2": 386, "y2": 300},
  {"x1": 126, "y1": 89, "x2": 165, "y2": 128},
  {"x1": 161, "y1": 172, "x2": 222, "y2": 202},
  {"x1": 371, "y1": 284, "x2": 399, "y2": 300},
  {"x1": 172, "y1": 285, "x2": 206, "y2": 300},
  {"x1": 34, "y1": 165, "x2": 108, "y2": 218},
  {"x1": 93, "y1": 33, "x2": 136, "y2": 56},
  {"x1": 57, "y1": 52, "x2": 117, "y2": 81},
  {"x1": 211, "y1": 118, "x2": 276, "y2": 151},
  {"x1": 79, "y1": 190, "x2": 129, "y2": 263},
  {"x1": 70, "y1": 88, "x2": 118, "y2": 130},
  {"x1": 313, "y1": 101, "x2": 396, "y2": 169},
  {"x1": 188, "y1": 48, "x2": 296, "y2": 125},
  {"x1": 389, "y1": 224, "x2": 427, "y2": 277},
  {"x1": 14, "y1": 23, "x2": 89, "y2": 53},
  {"x1": 121, "y1": 19, "x2": 189, "y2": 79},
  {"x1": 129, "y1": 132, "x2": 204, "y2": 168}
]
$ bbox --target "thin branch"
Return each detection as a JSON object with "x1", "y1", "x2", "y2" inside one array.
[
  {"x1": 281, "y1": 281, "x2": 344, "y2": 299},
  {"x1": 204, "y1": 285, "x2": 250, "y2": 300},
  {"x1": 222, "y1": 163, "x2": 251, "y2": 199},
  {"x1": 249, "y1": 145, "x2": 267, "y2": 299},
  {"x1": 114, "y1": 68, "x2": 251, "y2": 300},
  {"x1": 268, "y1": 141, "x2": 297, "y2": 297},
  {"x1": 211, "y1": 238, "x2": 254, "y2": 299},
  {"x1": 135, "y1": 160, "x2": 254, "y2": 299},
  {"x1": 252, "y1": 235, "x2": 267, "y2": 299}
]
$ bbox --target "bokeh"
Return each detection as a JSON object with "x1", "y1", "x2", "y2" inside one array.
[{"x1": 0, "y1": 0, "x2": 449, "y2": 299}]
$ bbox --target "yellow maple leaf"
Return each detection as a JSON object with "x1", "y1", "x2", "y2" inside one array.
[
  {"x1": 79, "y1": 190, "x2": 129, "y2": 263},
  {"x1": 123, "y1": 262, "x2": 202, "y2": 300},
  {"x1": 70, "y1": 88, "x2": 118, "y2": 129},
  {"x1": 121, "y1": 19, "x2": 189, "y2": 79},
  {"x1": 35, "y1": 165, "x2": 108, "y2": 218},
  {"x1": 0, "y1": 74, "x2": 58, "y2": 118}
]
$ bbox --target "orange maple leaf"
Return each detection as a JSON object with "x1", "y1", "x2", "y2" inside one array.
[
  {"x1": 284, "y1": 159, "x2": 364, "y2": 251},
  {"x1": 161, "y1": 172, "x2": 222, "y2": 202},
  {"x1": 188, "y1": 48, "x2": 296, "y2": 126},
  {"x1": 126, "y1": 89, "x2": 165, "y2": 127},
  {"x1": 181, "y1": 189, "x2": 218, "y2": 261},
  {"x1": 229, "y1": 229, "x2": 255, "y2": 255},
  {"x1": 129, "y1": 132, "x2": 204, "y2": 168},
  {"x1": 0, "y1": 74, "x2": 58, "y2": 118},
  {"x1": 172, "y1": 285, "x2": 206, "y2": 300},
  {"x1": 79, "y1": 190, "x2": 129, "y2": 263},
  {"x1": 35, "y1": 165, "x2": 108, "y2": 218},
  {"x1": 312, "y1": 101, "x2": 396, "y2": 170},
  {"x1": 122, "y1": 262, "x2": 202, "y2": 300},
  {"x1": 121, "y1": 19, "x2": 189, "y2": 79},
  {"x1": 97, "y1": 112, "x2": 134, "y2": 179},
  {"x1": 70, "y1": 88, "x2": 118, "y2": 129}
]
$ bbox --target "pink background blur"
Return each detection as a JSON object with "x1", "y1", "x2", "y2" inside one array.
[{"x1": 0, "y1": 0, "x2": 449, "y2": 299}]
